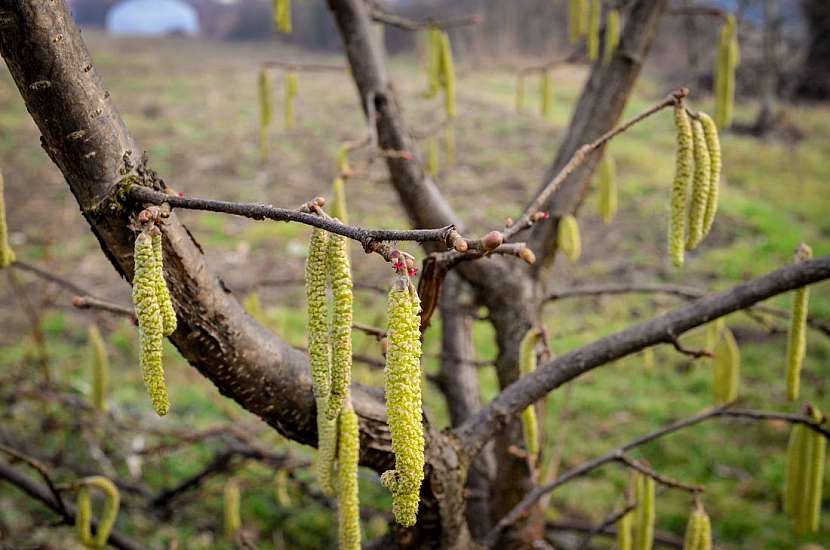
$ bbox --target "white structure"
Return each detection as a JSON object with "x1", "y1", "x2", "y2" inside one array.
[{"x1": 106, "y1": 0, "x2": 199, "y2": 36}]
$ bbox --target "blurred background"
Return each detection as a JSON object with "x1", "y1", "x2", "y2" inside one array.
[{"x1": 0, "y1": 0, "x2": 828, "y2": 548}]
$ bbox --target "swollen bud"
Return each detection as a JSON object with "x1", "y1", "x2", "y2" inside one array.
[{"x1": 482, "y1": 230, "x2": 504, "y2": 251}]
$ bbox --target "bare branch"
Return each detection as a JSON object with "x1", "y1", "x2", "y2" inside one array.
[
  {"x1": 11, "y1": 259, "x2": 90, "y2": 297},
  {"x1": 517, "y1": 51, "x2": 584, "y2": 76},
  {"x1": 72, "y1": 295, "x2": 135, "y2": 320},
  {"x1": 668, "y1": 335, "x2": 713, "y2": 359},
  {"x1": 367, "y1": 2, "x2": 481, "y2": 31},
  {"x1": 615, "y1": 454, "x2": 704, "y2": 493},
  {"x1": 576, "y1": 500, "x2": 637, "y2": 550},
  {"x1": 261, "y1": 60, "x2": 346, "y2": 73}
]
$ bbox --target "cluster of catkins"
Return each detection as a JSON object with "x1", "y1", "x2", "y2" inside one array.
[
  {"x1": 258, "y1": 68, "x2": 298, "y2": 159},
  {"x1": 519, "y1": 328, "x2": 542, "y2": 456},
  {"x1": 305, "y1": 225, "x2": 361, "y2": 549},
  {"x1": 568, "y1": 0, "x2": 619, "y2": 63},
  {"x1": 618, "y1": 473, "x2": 656, "y2": 550},
  {"x1": 669, "y1": 100, "x2": 722, "y2": 267},
  {"x1": 425, "y1": 26, "x2": 456, "y2": 119},
  {"x1": 681, "y1": 503, "x2": 712, "y2": 550},
  {"x1": 132, "y1": 226, "x2": 177, "y2": 416},
  {"x1": 75, "y1": 476, "x2": 120, "y2": 549},
  {"x1": 784, "y1": 404, "x2": 826, "y2": 533}
]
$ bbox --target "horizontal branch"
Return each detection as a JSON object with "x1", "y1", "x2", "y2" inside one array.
[
  {"x1": 261, "y1": 60, "x2": 346, "y2": 73},
  {"x1": 615, "y1": 454, "x2": 703, "y2": 493},
  {"x1": 517, "y1": 51, "x2": 584, "y2": 76},
  {"x1": 548, "y1": 520, "x2": 682, "y2": 549},
  {"x1": 367, "y1": 2, "x2": 481, "y2": 31},
  {"x1": 457, "y1": 255, "x2": 830, "y2": 458},
  {"x1": 72, "y1": 295, "x2": 135, "y2": 320}
]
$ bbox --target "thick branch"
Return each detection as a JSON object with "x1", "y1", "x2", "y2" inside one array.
[{"x1": 457, "y1": 255, "x2": 830, "y2": 457}]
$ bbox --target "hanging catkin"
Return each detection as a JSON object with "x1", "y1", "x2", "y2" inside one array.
[
  {"x1": 336, "y1": 145, "x2": 352, "y2": 177},
  {"x1": 224, "y1": 478, "x2": 241, "y2": 538},
  {"x1": 698, "y1": 113, "x2": 721, "y2": 238},
  {"x1": 604, "y1": 9, "x2": 620, "y2": 65},
  {"x1": 325, "y1": 231, "x2": 353, "y2": 420},
  {"x1": 274, "y1": 470, "x2": 292, "y2": 507},
  {"x1": 598, "y1": 153, "x2": 617, "y2": 224},
  {"x1": 381, "y1": 279, "x2": 424, "y2": 527},
  {"x1": 151, "y1": 230, "x2": 177, "y2": 335},
  {"x1": 133, "y1": 231, "x2": 169, "y2": 416},
  {"x1": 785, "y1": 405, "x2": 826, "y2": 533},
  {"x1": 569, "y1": 0, "x2": 587, "y2": 43},
  {"x1": 75, "y1": 476, "x2": 120, "y2": 549},
  {"x1": 426, "y1": 136, "x2": 439, "y2": 177},
  {"x1": 669, "y1": 101, "x2": 693, "y2": 267},
  {"x1": 516, "y1": 74, "x2": 526, "y2": 112},
  {"x1": 337, "y1": 401, "x2": 362, "y2": 550},
  {"x1": 802, "y1": 406, "x2": 825, "y2": 533},
  {"x1": 786, "y1": 243, "x2": 812, "y2": 401},
  {"x1": 712, "y1": 326, "x2": 740, "y2": 404},
  {"x1": 685, "y1": 119, "x2": 712, "y2": 251},
  {"x1": 519, "y1": 328, "x2": 542, "y2": 455},
  {"x1": 714, "y1": 15, "x2": 738, "y2": 129},
  {"x1": 682, "y1": 504, "x2": 712, "y2": 550},
  {"x1": 330, "y1": 177, "x2": 349, "y2": 225},
  {"x1": 0, "y1": 170, "x2": 14, "y2": 268},
  {"x1": 540, "y1": 70, "x2": 553, "y2": 120},
  {"x1": 88, "y1": 325, "x2": 109, "y2": 413},
  {"x1": 426, "y1": 28, "x2": 442, "y2": 98},
  {"x1": 633, "y1": 473, "x2": 655, "y2": 550},
  {"x1": 558, "y1": 214, "x2": 581, "y2": 261},
  {"x1": 618, "y1": 506, "x2": 634, "y2": 550},
  {"x1": 284, "y1": 71, "x2": 298, "y2": 130},
  {"x1": 274, "y1": 0, "x2": 291, "y2": 34},
  {"x1": 587, "y1": 0, "x2": 601, "y2": 61},
  {"x1": 438, "y1": 31, "x2": 456, "y2": 119},
  {"x1": 305, "y1": 228, "x2": 337, "y2": 495},
  {"x1": 258, "y1": 68, "x2": 272, "y2": 160}
]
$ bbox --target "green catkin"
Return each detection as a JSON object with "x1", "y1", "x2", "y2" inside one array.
[
  {"x1": 75, "y1": 477, "x2": 120, "y2": 549},
  {"x1": 0, "y1": 170, "x2": 15, "y2": 268},
  {"x1": 712, "y1": 326, "x2": 740, "y2": 404},
  {"x1": 516, "y1": 74, "x2": 526, "y2": 112},
  {"x1": 587, "y1": 0, "x2": 601, "y2": 61},
  {"x1": 705, "y1": 318, "x2": 725, "y2": 352},
  {"x1": 783, "y1": 422, "x2": 806, "y2": 518},
  {"x1": 151, "y1": 231, "x2": 177, "y2": 336},
  {"x1": 557, "y1": 214, "x2": 581, "y2": 261},
  {"x1": 336, "y1": 145, "x2": 351, "y2": 176},
  {"x1": 569, "y1": 0, "x2": 587, "y2": 43},
  {"x1": 540, "y1": 70, "x2": 552, "y2": 120},
  {"x1": 519, "y1": 328, "x2": 542, "y2": 455},
  {"x1": 133, "y1": 231, "x2": 169, "y2": 416},
  {"x1": 604, "y1": 9, "x2": 620, "y2": 65},
  {"x1": 634, "y1": 474, "x2": 656, "y2": 550},
  {"x1": 305, "y1": 228, "x2": 337, "y2": 494},
  {"x1": 802, "y1": 406, "x2": 825, "y2": 533},
  {"x1": 685, "y1": 119, "x2": 712, "y2": 251},
  {"x1": 669, "y1": 101, "x2": 693, "y2": 267},
  {"x1": 258, "y1": 68, "x2": 273, "y2": 160},
  {"x1": 714, "y1": 15, "x2": 737, "y2": 129},
  {"x1": 337, "y1": 402, "x2": 362, "y2": 550},
  {"x1": 426, "y1": 136, "x2": 439, "y2": 177},
  {"x1": 223, "y1": 479, "x2": 241, "y2": 538},
  {"x1": 284, "y1": 71, "x2": 298, "y2": 130},
  {"x1": 598, "y1": 153, "x2": 617, "y2": 224},
  {"x1": 274, "y1": 0, "x2": 291, "y2": 34},
  {"x1": 274, "y1": 470, "x2": 292, "y2": 507},
  {"x1": 330, "y1": 177, "x2": 349, "y2": 225},
  {"x1": 325, "y1": 231, "x2": 353, "y2": 420},
  {"x1": 444, "y1": 124, "x2": 456, "y2": 167},
  {"x1": 698, "y1": 113, "x2": 721, "y2": 238},
  {"x1": 682, "y1": 506, "x2": 712, "y2": 550},
  {"x1": 786, "y1": 244, "x2": 813, "y2": 401},
  {"x1": 618, "y1": 507, "x2": 634, "y2": 550},
  {"x1": 438, "y1": 32, "x2": 456, "y2": 119},
  {"x1": 426, "y1": 28, "x2": 442, "y2": 98},
  {"x1": 88, "y1": 325, "x2": 109, "y2": 412},
  {"x1": 381, "y1": 280, "x2": 424, "y2": 527}
]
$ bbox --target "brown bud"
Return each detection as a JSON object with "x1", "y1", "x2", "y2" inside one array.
[
  {"x1": 314, "y1": 196, "x2": 327, "y2": 207},
  {"x1": 505, "y1": 217, "x2": 514, "y2": 227},
  {"x1": 454, "y1": 239, "x2": 469, "y2": 252},
  {"x1": 72, "y1": 296, "x2": 86, "y2": 308},
  {"x1": 532, "y1": 211, "x2": 547, "y2": 222},
  {"x1": 518, "y1": 247, "x2": 536, "y2": 264},
  {"x1": 482, "y1": 231, "x2": 504, "y2": 251}
]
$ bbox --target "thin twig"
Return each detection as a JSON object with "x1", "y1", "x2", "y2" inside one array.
[
  {"x1": 261, "y1": 60, "x2": 346, "y2": 73},
  {"x1": 517, "y1": 50, "x2": 584, "y2": 76},
  {"x1": 668, "y1": 334, "x2": 713, "y2": 359},
  {"x1": 576, "y1": 500, "x2": 637, "y2": 550},
  {"x1": 0, "y1": 443, "x2": 67, "y2": 517},
  {"x1": 11, "y1": 260, "x2": 91, "y2": 297},
  {"x1": 367, "y1": 2, "x2": 481, "y2": 31},
  {"x1": 615, "y1": 454, "x2": 704, "y2": 493},
  {"x1": 72, "y1": 295, "x2": 135, "y2": 321}
]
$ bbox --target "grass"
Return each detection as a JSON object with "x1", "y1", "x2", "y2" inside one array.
[{"x1": 0, "y1": 32, "x2": 828, "y2": 549}]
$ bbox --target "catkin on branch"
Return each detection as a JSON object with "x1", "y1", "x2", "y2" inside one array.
[
  {"x1": 325, "y1": 231, "x2": 353, "y2": 420},
  {"x1": 569, "y1": 0, "x2": 587, "y2": 43},
  {"x1": 438, "y1": 31, "x2": 456, "y2": 119},
  {"x1": 338, "y1": 401, "x2": 362, "y2": 550},
  {"x1": 712, "y1": 326, "x2": 740, "y2": 404},
  {"x1": 519, "y1": 328, "x2": 542, "y2": 455},
  {"x1": 223, "y1": 478, "x2": 241, "y2": 538},
  {"x1": 682, "y1": 504, "x2": 711, "y2": 550},
  {"x1": 88, "y1": 325, "x2": 109, "y2": 412},
  {"x1": 802, "y1": 406, "x2": 825, "y2": 533},
  {"x1": 381, "y1": 279, "x2": 424, "y2": 527},
  {"x1": 698, "y1": 113, "x2": 721, "y2": 238},
  {"x1": 330, "y1": 177, "x2": 349, "y2": 225},
  {"x1": 634, "y1": 473, "x2": 655, "y2": 550},
  {"x1": 669, "y1": 101, "x2": 693, "y2": 267},
  {"x1": 284, "y1": 71, "x2": 298, "y2": 130},
  {"x1": 557, "y1": 214, "x2": 581, "y2": 261},
  {"x1": 75, "y1": 477, "x2": 120, "y2": 549},
  {"x1": 686, "y1": 119, "x2": 712, "y2": 250},
  {"x1": 714, "y1": 16, "x2": 737, "y2": 129},
  {"x1": 151, "y1": 230, "x2": 177, "y2": 335},
  {"x1": 618, "y1": 506, "x2": 634, "y2": 550},
  {"x1": 274, "y1": 470, "x2": 292, "y2": 507},
  {"x1": 274, "y1": 0, "x2": 291, "y2": 34},
  {"x1": 76, "y1": 486, "x2": 93, "y2": 547},
  {"x1": 258, "y1": 68, "x2": 273, "y2": 160},
  {"x1": 133, "y1": 231, "x2": 169, "y2": 416},
  {"x1": 0, "y1": 170, "x2": 15, "y2": 268},
  {"x1": 786, "y1": 244, "x2": 812, "y2": 401},
  {"x1": 598, "y1": 153, "x2": 617, "y2": 224},
  {"x1": 604, "y1": 9, "x2": 621, "y2": 65},
  {"x1": 587, "y1": 0, "x2": 601, "y2": 61}
]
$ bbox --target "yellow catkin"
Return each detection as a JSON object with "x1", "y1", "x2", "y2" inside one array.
[
  {"x1": 444, "y1": 124, "x2": 456, "y2": 167},
  {"x1": 337, "y1": 402, "x2": 362, "y2": 550},
  {"x1": 336, "y1": 145, "x2": 352, "y2": 177},
  {"x1": 682, "y1": 506, "x2": 711, "y2": 550},
  {"x1": 558, "y1": 214, "x2": 581, "y2": 261},
  {"x1": 714, "y1": 15, "x2": 737, "y2": 129},
  {"x1": 784, "y1": 422, "x2": 806, "y2": 518},
  {"x1": 258, "y1": 68, "x2": 273, "y2": 160},
  {"x1": 540, "y1": 70, "x2": 553, "y2": 120},
  {"x1": 75, "y1": 477, "x2": 120, "y2": 549},
  {"x1": 519, "y1": 328, "x2": 542, "y2": 455},
  {"x1": 284, "y1": 71, "x2": 298, "y2": 130},
  {"x1": 224, "y1": 478, "x2": 241, "y2": 538},
  {"x1": 712, "y1": 326, "x2": 740, "y2": 404},
  {"x1": 426, "y1": 136, "x2": 439, "y2": 177},
  {"x1": 88, "y1": 325, "x2": 109, "y2": 413},
  {"x1": 604, "y1": 9, "x2": 620, "y2": 65},
  {"x1": 305, "y1": 228, "x2": 337, "y2": 495},
  {"x1": 685, "y1": 119, "x2": 712, "y2": 251},
  {"x1": 152, "y1": 231, "x2": 177, "y2": 336},
  {"x1": 569, "y1": 0, "x2": 587, "y2": 43},
  {"x1": 598, "y1": 153, "x2": 617, "y2": 224},
  {"x1": 698, "y1": 113, "x2": 721, "y2": 238},
  {"x1": 669, "y1": 101, "x2": 693, "y2": 267},
  {"x1": 516, "y1": 74, "x2": 526, "y2": 112},
  {"x1": 438, "y1": 31, "x2": 456, "y2": 119},
  {"x1": 381, "y1": 280, "x2": 424, "y2": 527},
  {"x1": 330, "y1": 177, "x2": 349, "y2": 226},
  {"x1": 133, "y1": 231, "x2": 169, "y2": 416},
  {"x1": 618, "y1": 507, "x2": 634, "y2": 550},
  {"x1": 0, "y1": 170, "x2": 15, "y2": 268},
  {"x1": 426, "y1": 28, "x2": 442, "y2": 98},
  {"x1": 786, "y1": 244, "x2": 813, "y2": 401},
  {"x1": 274, "y1": 470, "x2": 292, "y2": 507},
  {"x1": 587, "y1": 0, "x2": 601, "y2": 61},
  {"x1": 634, "y1": 473, "x2": 655, "y2": 550},
  {"x1": 274, "y1": 0, "x2": 291, "y2": 34},
  {"x1": 76, "y1": 486, "x2": 93, "y2": 547},
  {"x1": 325, "y1": 231, "x2": 353, "y2": 420},
  {"x1": 802, "y1": 406, "x2": 825, "y2": 533},
  {"x1": 705, "y1": 318, "x2": 725, "y2": 352}
]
